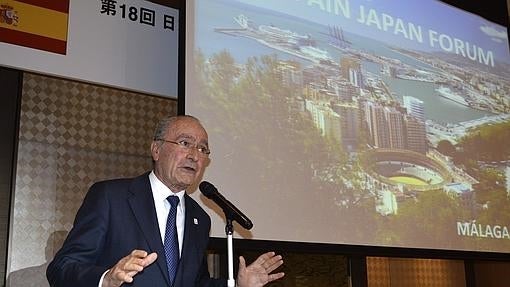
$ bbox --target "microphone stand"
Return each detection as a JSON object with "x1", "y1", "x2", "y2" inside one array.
[{"x1": 225, "y1": 217, "x2": 235, "y2": 287}]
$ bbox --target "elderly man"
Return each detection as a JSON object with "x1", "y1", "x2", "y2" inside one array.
[{"x1": 47, "y1": 115, "x2": 284, "y2": 287}]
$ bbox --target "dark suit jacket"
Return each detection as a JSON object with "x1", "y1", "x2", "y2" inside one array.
[{"x1": 47, "y1": 173, "x2": 226, "y2": 287}]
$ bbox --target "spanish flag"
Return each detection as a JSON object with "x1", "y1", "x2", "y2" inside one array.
[{"x1": 0, "y1": 0, "x2": 70, "y2": 54}]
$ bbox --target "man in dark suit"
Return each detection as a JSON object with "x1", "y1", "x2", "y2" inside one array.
[{"x1": 46, "y1": 115, "x2": 284, "y2": 287}]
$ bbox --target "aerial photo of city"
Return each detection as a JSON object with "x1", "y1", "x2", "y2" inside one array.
[{"x1": 189, "y1": 0, "x2": 510, "y2": 252}]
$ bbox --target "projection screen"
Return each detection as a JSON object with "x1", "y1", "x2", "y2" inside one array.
[{"x1": 185, "y1": 0, "x2": 510, "y2": 253}]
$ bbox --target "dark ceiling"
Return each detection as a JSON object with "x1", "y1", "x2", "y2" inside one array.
[{"x1": 440, "y1": 0, "x2": 509, "y2": 26}]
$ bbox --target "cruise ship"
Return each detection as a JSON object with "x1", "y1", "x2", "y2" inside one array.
[
  {"x1": 299, "y1": 45, "x2": 331, "y2": 61},
  {"x1": 436, "y1": 86, "x2": 469, "y2": 106},
  {"x1": 258, "y1": 24, "x2": 309, "y2": 41}
]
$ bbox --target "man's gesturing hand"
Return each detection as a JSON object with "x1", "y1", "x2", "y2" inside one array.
[
  {"x1": 102, "y1": 250, "x2": 158, "y2": 287},
  {"x1": 237, "y1": 251, "x2": 285, "y2": 287}
]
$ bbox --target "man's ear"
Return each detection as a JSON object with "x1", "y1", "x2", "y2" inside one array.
[{"x1": 150, "y1": 141, "x2": 160, "y2": 161}]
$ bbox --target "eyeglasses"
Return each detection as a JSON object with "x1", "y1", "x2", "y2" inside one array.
[{"x1": 156, "y1": 139, "x2": 211, "y2": 156}]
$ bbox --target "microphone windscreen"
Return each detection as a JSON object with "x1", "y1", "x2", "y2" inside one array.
[{"x1": 199, "y1": 181, "x2": 216, "y2": 197}]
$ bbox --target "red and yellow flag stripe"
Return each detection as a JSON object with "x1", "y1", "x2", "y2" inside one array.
[{"x1": 0, "y1": 0, "x2": 70, "y2": 54}]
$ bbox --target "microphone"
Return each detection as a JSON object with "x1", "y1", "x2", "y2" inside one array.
[{"x1": 199, "y1": 181, "x2": 253, "y2": 230}]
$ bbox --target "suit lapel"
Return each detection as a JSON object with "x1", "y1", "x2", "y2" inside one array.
[{"x1": 127, "y1": 174, "x2": 171, "y2": 286}]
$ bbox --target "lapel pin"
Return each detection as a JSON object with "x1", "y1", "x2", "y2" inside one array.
[{"x1": 193, "y1": 218, "x2": 199, "y2": 225}]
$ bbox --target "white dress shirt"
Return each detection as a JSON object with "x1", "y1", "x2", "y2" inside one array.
[{"x1": 149, "y1": 171, "x2": 186, "y2": 254}]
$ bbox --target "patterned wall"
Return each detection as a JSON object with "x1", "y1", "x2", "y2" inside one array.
[
  {"x1": 367, "y1": 256, "x2": 466, "y2": 287},
  {"x1": 7, "y1": 72, "x2": 176, "y2": 286}
]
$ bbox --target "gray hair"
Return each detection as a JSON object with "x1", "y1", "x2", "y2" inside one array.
[{"x1": 152, "y1": 115, "x2": 201, "y2": 140}]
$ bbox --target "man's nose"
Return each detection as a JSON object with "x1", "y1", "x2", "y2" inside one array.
[{"x1": 186, "y1": 146, "x2": 200, "y2": 160}]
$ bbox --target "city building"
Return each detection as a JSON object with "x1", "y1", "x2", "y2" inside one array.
[{"x1": 403, "y1": 96, "x2": 425, "y2": 122}]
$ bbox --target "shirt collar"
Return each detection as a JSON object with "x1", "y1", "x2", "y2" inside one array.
[{"x1": 149, "y1": 171, "x2": 185, "y2": 208}]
